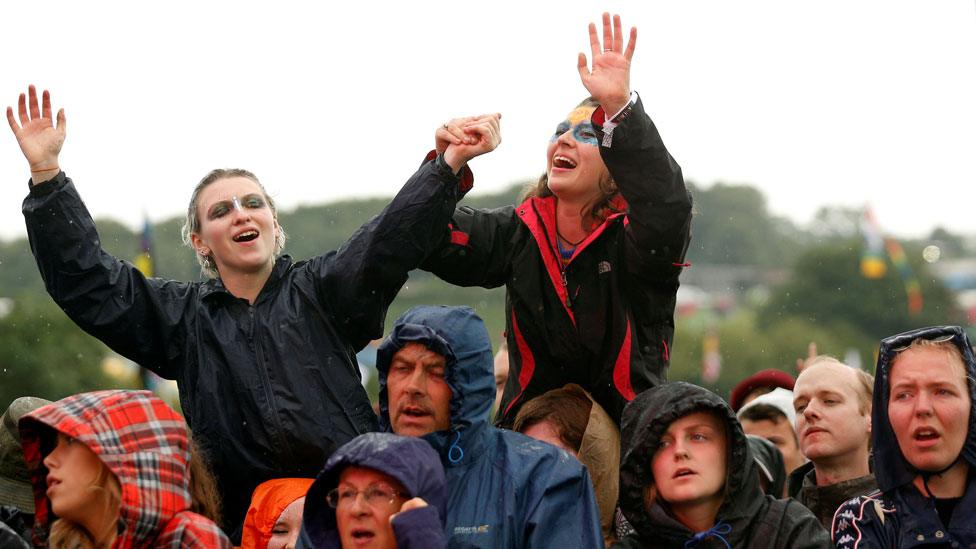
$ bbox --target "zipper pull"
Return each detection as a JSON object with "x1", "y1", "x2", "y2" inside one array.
[{"x1": 561, "y1": 271, "x2": 573, "y2": 308}]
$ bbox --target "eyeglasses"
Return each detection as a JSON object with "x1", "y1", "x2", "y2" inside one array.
[
  {"x1": 326, "y1": 483, "x2": 407, "y2": 509},
  {"x1": 890, "y1": 333, "x2": 954, "y2": 353}
]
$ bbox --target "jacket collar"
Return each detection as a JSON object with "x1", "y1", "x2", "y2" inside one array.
[{"x1": 200, "y1": 255, "x2": 294, "y2": 302}]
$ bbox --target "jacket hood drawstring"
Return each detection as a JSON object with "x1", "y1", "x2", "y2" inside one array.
[
  {"x1": 448, "y1": 430, "x2": 464, "y2": 464},
  {"x1": 683, "y1": 521, "x2": 732, "y2": 548}
]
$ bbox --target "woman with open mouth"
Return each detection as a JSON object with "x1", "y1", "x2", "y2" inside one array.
[
  {"x1": 422, "y1": 12, "x2": 693, "y2": 429},
  {"x1": 297, "y1": 432, "x2": 447, "y2": 549},
  {"x1": 7, "y1": 83, "x2": 499, "y2": 542},
  {"x1": 615, "y1": 381, "x2": 828, "y2": 548},
  {"x1": 832, "y1": 326, "x2": 976, "y2": 548}
]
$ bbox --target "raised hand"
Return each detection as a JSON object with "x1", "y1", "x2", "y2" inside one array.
[
  {"x1": 577, "y1": 13, "x2": 636, "y2": 116},
  {"x1": 7, "y1": 85, "x2": 66, "y2": 182},
  {"x1": 436, "y1": 113, "x2": 502, "y2": 174}
]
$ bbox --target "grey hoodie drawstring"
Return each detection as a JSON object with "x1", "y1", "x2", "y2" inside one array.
[
  {"x1": 684, "y1": 521, "x2": 732, "y2": 548},
  {"x1": 448, "y1": 430, "x2": 464, "y2": 464}
]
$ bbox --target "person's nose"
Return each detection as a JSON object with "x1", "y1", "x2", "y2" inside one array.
[
  {"x1": 672, "y1": 439, "x2": 689, "y2": 460},
  {"x1": 349, "y1": 491, "x2": 372, "y2": 515},
  {"x1": 803, "y1": 400, "x2": 822, "y2": 422},
  {"x1": 915, "y1": 390, "x2": 934, "y2": 417},
  {"x1": 404, "y1": 366, "x2": 428, "y2": 395},
  {"x1": 43, "y1": 443, "x2": 61, "y2": 470},
  {"x1": 556, "y1": 128, "x2": 577, "y2": 148}
]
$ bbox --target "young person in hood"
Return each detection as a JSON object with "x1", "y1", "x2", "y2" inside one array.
[
  {"x1": 832, "y1": 326, "x2": 976, "y2": 548},
  {"x1": 7, "y1": 84, "x2": 499, "y2": 541},
  {"x1": 240, "y1": 478, "x2": 313, "y2": 549},
  {"x1": 297, "y1": 432, "x2": 448, "y2": 549},
  {"x1": 615, "y1": 381, "x2": 829, "y2": 548},
  {"x1": 422, "y1": 12, "x2": 693, "y2": 428},
  {"x1": 17, "y1": 390, "x2": 230, "y2": 548}
]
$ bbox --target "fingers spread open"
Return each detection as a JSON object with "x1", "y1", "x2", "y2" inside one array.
[
  {"x1": 577, "y1": 52, "x2": 589, "y2": 79},
  {"x1": 624, "y1": 27, "x2": 637, "y2": 61},
  {"x1": 601, "y1": 12, "x2": 612, "y2": 52},
  {"x1": 6, "y1": 106, "x2": 19, "y2": 134},
  {"x1": 588, "y1": 22, "x2": 600, "y2": 60},
  {"x1": 42, "y1": 90, "x2": 52, "y2": 119},
  {"x1": 612, "y1": 14, "x2": 623, "y2": 52},
  {"x1": 28, "y1": 85, "x2": 40, "y2": 120},
  {"x1": 17, "y1": 93, "x2": 28, "y2": 127}
]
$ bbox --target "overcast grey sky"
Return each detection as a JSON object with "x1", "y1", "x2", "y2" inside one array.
[{"x1": 3, "y1": 1, "x2": 975, "y2": 242}]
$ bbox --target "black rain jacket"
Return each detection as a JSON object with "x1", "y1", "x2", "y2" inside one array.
[
  {"x1": 21, "y1": 154, "x2": 469, "y2": 539},
  {"x1": 422, "y1": 96, "x2": 693, "y2": 426},
  {"x1": 615, "y1": 382, "x2": 829, "y2": 548}
]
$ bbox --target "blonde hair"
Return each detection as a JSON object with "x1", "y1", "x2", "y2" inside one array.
[
  {"x1": 891, "y1": 337, "x2": 970, "y2": 386},
  {"x1": 47, "y1": 460, "x2": 121, "y2": 548}
]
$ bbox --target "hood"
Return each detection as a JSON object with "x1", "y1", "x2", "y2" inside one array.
[
  {"x1": 747, "y1": 435, "x2": 786, "y2": 498},
  {"x1": 241, "y1": 478, "x2": 313, "y2": 549},
  {"x1": 619, "y1": 382, "x2": 762, "y2": 540},
  {"x1": 18, "y1": 390, "x2": 193, "y2": 546},
  {"x1": 300, "y1": 432, "x2": 447, "y2": 548},
  {"x1": 871, "y1": 325, "x2": 976, "y2": 492},
  {"x1": 376, "y1": 305, "x2": 495, "y2": 440},
  {"x1": 579, "y1": 391, "x2": 621, "y2": 539}
]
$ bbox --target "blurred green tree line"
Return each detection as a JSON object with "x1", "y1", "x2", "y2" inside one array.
[{"x1": 0, "y1": 179, "x2": 968, "y2": 406}]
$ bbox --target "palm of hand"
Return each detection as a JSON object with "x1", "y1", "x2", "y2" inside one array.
[
  {"x1": 582, "y1": 54, "x2": 631, "y2": 103},
  {"x1": 16, "y1": 119, "x2": 63, "y2": 166}
]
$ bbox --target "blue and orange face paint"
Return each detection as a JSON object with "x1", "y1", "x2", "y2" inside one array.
[{"x1": 549, "y1": 106, "x2": 598, "y2": 146}]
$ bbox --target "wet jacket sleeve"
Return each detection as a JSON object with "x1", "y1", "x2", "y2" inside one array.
[
  {"x1": 391, "y1": 506, "x2": 447, "y2": 549},
  {"x1": 22, "y1": 173, "x2": 193, "y2": 379},
  {"x1": 597, "y1": 95, "x2": 693, "y2": 280},
  {"x1": 419, "y1": 204, "x2": 520, "y2": 288},
  {"x1": 311, "y1": 153, "x2": 473, "y2": 349},
  {"x1": 310, "y1": 153, "x2": 473, "y2": 349},
  {"x1": 525, "y1": 459, "x2": 603, "y2": 549}
]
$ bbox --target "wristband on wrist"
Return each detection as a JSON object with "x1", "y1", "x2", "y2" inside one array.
[
  {"x1": 600, "y1": 91, "x2": 638, "y2": 148},
  {"x1": 31, "y1": 166, "x2": 59, "y2": 173}
]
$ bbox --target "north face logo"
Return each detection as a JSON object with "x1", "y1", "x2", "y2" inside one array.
[{"x1": 598, "y1": 261, "x2": 612, "y2": 274}]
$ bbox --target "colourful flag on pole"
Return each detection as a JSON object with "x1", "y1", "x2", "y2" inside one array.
[
  {"x1": 134, "y1": 216, "x2": 154, "y2": 277},
  {"x1": 702, "y1": 330, "x2": 721, "y2": 384},
  {"x1": 860, "y1": 206, "x2": 923, "y2": 315}
]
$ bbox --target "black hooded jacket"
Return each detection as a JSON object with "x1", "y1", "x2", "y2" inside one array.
[
  {"x1": 615, "y1": 382, "x2": 829, "y2": 548},
  {"x1": 20, "y1": 154, "x2": 469, "y2": 539},
  {"x1": 832, "y1": 326, "x2": 976, "y2": 548}
]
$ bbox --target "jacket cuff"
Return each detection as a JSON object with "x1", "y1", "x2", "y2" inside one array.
[
  {"x1": 425, "y1": 150, "x2": 474, "y2": 196},
  {"x1": 27, "y1": 171, "x2": 67, "y2": 197}
]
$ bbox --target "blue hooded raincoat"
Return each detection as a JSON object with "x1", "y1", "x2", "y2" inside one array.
[
  {"x1": 832, "y1": 326, "x2": 976, "y2": 548},
  {"x1": 297, "y1": 432, "x2": 448, "y2": 548},
  {"x1": 376, "y1": 305, "x2": 603, "y2": 548}
]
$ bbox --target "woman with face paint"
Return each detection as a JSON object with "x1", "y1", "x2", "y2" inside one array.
[
  {"x1": 424, "y1": 12, "x2": 693, "y2": 427},
  {"x1": 7, "y1": 85, "x2": 500, "y2": 542}
]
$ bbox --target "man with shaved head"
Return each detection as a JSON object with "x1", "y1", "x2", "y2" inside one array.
[{"x1": 789, "y1": 356, "x2": 877, "y2": 528}]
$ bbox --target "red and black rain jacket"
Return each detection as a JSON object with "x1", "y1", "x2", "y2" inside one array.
[{"x1": 422, "y1": 96, "x2": 693, "y2": 425}]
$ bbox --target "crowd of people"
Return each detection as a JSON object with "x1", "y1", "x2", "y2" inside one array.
[{"x1": 1, "y1": 11, "x2": 973, "y2": 549}]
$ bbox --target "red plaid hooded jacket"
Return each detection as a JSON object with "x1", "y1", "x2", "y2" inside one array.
[{"x1": 18, "y1": 390, "x2": 230, "y2": 547}]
